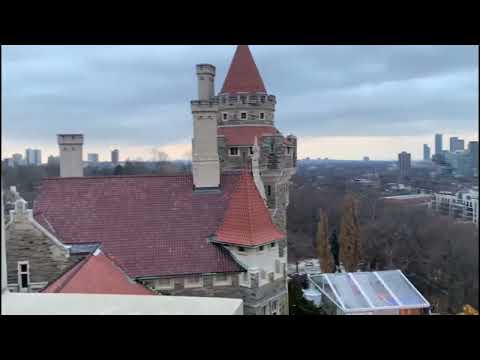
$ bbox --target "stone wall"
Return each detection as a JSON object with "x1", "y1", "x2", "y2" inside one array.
[
  {"x1": 6, "y1": 211, "x2": 80, "y2": 291},
  {"x1": 142, "y1": 273, "x2": 289, "y2": 315}
]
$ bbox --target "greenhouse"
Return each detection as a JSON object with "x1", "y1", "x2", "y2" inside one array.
[{"x1": 308, "y1": 270, "x2": 431, "y2": 315}]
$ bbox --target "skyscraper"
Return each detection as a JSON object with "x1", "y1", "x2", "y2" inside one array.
[
  {"x1": 25, "y1": 149, "x2": 42, "y2": 165},
  {"x1": 423, "y1": 144, "x2": 431, "y2": 161},
  {"x1": 468, "y1": 141, "x2": 479, "y2": 176},
  {"x1": 450, "y1": 137, "x2": 465, "y2": 152},
  {"x1": 435, "y1": 134, "x2": 443, "y2": 155},
  {"x1": 398, "y1": 151, "x2": 411, "y2": 178},
  {"x1": 111, "y1": 149, "x2": 119, "y2": 164}
]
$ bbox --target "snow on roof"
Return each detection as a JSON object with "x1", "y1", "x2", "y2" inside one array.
[{"x1": 309, "y1": 270, "x2": 430, "y2": 313}]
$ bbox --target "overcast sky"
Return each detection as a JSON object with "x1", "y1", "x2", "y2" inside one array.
[{"x1": 1, "y1": 45, "x2": 478, "y2": 161}]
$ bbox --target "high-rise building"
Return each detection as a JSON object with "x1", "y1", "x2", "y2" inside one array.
[
  {"x1": 25, "y1": 149, "x2": 42, "y2": 165},
  {"x1": 12, "y1": 154, "x2": 24, "y2": 166},
  {"x1": 398, "y1": 151, "x2": 411, "y2": 178},
  {"x1": 468, "y1": 141, "x2": 479, "y2": 176},
  {"x1": 47, "y1": 155, "x2": 60, "y2": 165},
  {"x1": 88, "y1": 153, "x2": 99, "y2": 163},
  {"x1": 423, "y1": 144, "x2": 431, "y2": 161},
  {"x1": 435, "y1": 134, "x2": 443, "y2": 155},
  {"x1": 450, "y1": 137, "x2": 465, "y2": 152},
  {"x1": 111, "y1": 149, "x2": 119, "y2": 164}
]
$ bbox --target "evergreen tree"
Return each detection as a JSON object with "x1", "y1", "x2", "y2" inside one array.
[
  {"x1": 113, "y1": 165, "x2": 124, "y2": 175},
  {"x1": 316, "y1": 209, "x2": 335, "y2": 273},
  {"x1": 330, "y1": 229, "x2": 340, "y2": 271},
  {"x1": 339, "y1": 193, "x2": 361, "y2": 272}
]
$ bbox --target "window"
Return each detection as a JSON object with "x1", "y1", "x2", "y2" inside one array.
[
  {"x1": 271, "y1": 300, "x2": 279, "y2": 315},
  {"x1": 286, "y1": 147, "x2": 292, "y2": 155},
  {"x1": 271, "y1": 242, "x2": 276, "y2": 248},
  {"x1": 214, "y1": 273, "x2": 231, "y2": 286},
  {"x1": 241, "y1": 96, "x2": 246, "y2": 104},
  {"x1": 229, "y1": 147, "x2": 239, "y2": 156},
  {"x1": 266, "y1": 185, "x2": 272, "y2": 197},
  {"x1": 270, "y1": 143, "x2": 275, "y2": 153},
  {"x1": 240, "y1": 112, "x2": 247, "y2": 120},
  {"x1": 185, "y1": 275, "x2": 203, "y2": 288},
  {"x1": 260, "y1": 96, "x2": 266, "y2": 103},
  {"x1": 222, "y1": 112, "x2": 228, "y2": 121},
  {"x1": 155, "y1": 278, "x2": 174, "y2": 290},
  {"x1": 238, "y1": 247, "x2": 246, "y2": 252},
  {"x1": 17, "y1": 261, "x2": 30, "y2": 292},
  {"x1": 258, "y1": 246, "x2": 264, "y2": 252},
  {"x1": 249, "y1": 147, "x2": 254, "y2": 155},
  {"x1": 259, "y1": 112, "x2": 265, "y2": 120}
]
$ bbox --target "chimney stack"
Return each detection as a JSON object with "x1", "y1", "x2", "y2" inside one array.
[
  {"x1": 191, "y1": 64, "x2": 220, "y2": 190},
  {"x1": 57, "y1": 134, "x2": 84, "y2": 177}
]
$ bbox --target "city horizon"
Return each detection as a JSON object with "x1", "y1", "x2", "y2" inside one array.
[{"x1": 2, "y1": 45, "x2": 478, "y2": 163}]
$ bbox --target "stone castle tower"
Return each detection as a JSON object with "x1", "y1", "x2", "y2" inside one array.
[{"x1": 192, "y1": 45, "x2": 297, "y2": 231}]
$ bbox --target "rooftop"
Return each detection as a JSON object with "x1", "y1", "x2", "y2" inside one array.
[
  {"x1": 220, "y1": 45, "x2": 267, "y2": 95},
  {"x1": 42, "y1": 249, "x2": 154, "y2": 295},
  {"x1": 33, "y1": 174, "x2": 244, "y2": 278},
  {"x1": 2, "y1": 292, "x2": 243, "y2": 315},
  {"x1": 309, "y1": 270, "x2": 430, "y2": 313}
]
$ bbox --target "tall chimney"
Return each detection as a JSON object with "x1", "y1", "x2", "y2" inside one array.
[
  {"x1": 196, "y1": 64, "x2": 215, "y2": 100},
  {"x1": 191, "y1": 64, "x2": 220, "y2": 190},
  {"x1": 57, "y1": 134, "x2": 84, "y2": 177}
]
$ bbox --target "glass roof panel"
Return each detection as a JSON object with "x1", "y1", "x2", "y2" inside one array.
[
  {"x1": 327, "y1": 273, "x2": 371, "y2": 309},
  {"x1": 378, "y1": 271, "x2": 429, "y2": 306},
  {"x1": 352, "y1": 272, "x2": 399, "y2": 308}
]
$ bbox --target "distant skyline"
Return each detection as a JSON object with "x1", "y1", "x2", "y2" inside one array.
[{"x1": 2, "y1": 45, "x2": 478, "y2": 161}]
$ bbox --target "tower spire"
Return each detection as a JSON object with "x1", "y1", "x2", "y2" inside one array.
[{"x1": 220, "y1": 45, "x2": 266, "y2": 95}]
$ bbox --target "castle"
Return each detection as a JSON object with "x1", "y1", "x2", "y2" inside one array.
[{"x1": 5, "y1": 45, "x2": 297, "y2": 315}]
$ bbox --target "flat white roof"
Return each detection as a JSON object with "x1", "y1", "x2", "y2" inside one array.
[{"x1": 1, "y1": 293, "x2": 243, "y2": 315}]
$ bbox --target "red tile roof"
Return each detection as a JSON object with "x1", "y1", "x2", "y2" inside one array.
[
  {"x1": 215, "y1": 171, "x2": 285, "y2": 247},
  {"x1": 42, "y1": 250, "x2": 154, "y2": 295},
  {"x1": 33, "y1": 174, "x2": 244, "y2": 279},
  {"x1": 220, "y1": 45, "x2": 267, "y2": 95},
  {"x1": 218, "y1": 126, "x2": 281, "y2": 146}
]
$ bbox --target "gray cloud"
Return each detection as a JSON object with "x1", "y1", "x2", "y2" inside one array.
[{"x1": 2, "y1": 45, "x2": 478, "y2": 156}]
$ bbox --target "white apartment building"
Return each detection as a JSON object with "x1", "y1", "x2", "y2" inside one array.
[{"x1": 430, "y1": 189, "x2": 479, "y2": 225}]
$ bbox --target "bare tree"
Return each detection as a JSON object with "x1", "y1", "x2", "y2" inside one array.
[{"x1": 316, "y1": 209, "x2": 335, "y2": 273}]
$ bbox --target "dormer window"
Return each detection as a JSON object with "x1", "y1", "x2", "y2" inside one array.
[
  {"x1": 240, "y1": 112, "x2": 247, "y2": 120},
  {"x1": 229, "y1": 147, "x2": 239, "y2": 156},
  {"x1": 259, "y1": 112, "x2": 265, "y2": 120}
]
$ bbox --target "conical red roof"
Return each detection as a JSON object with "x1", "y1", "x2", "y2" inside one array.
[
  {"x1": 220, "y1": 45, "x2": 267, "y2": 94},
  {"x1": 215, "y1": 171, "x2": 285, "y2": 246}
]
